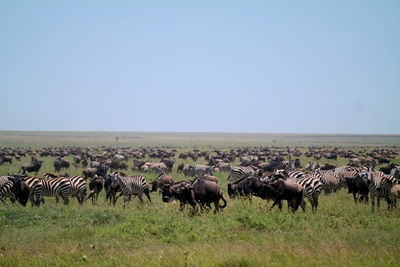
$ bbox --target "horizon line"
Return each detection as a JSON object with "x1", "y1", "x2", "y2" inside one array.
[{"x1": 1, "y1": 130, "x2": 400, "y2": 136}]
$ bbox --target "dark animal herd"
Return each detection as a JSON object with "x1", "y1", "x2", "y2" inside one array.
[{"x1": 1, "y1": 146, "x2": 400, "y2": 213}]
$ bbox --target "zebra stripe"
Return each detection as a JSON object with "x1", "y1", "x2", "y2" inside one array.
[
  {"x1": 112, "y1": 174, "x2": 151, "y2": 207},
  {"x1": 21, "y1": 176, "x2": 42, "y2": 206},
  {"x1": 228, "y1": 166, "x2": 256, "y2": 183},
  {"x1": 291, "y1": 175, "x2": 323, "y2": 212},
  {"x1": 0, "y1": 176, "x2": 15, "y2": 203},
  {"x1": 40, "y1": 178, "x2": 72, "y2": 205},
  {"x1": 273, "y1": 170, "x2": 322, "y2": 212},
  {"x1": 67, "y1": 176, "x2": 86, "y2": 205},
  {"x1": 362, "y1": 171, "x2": 398, "y2": 212},
  {"x1": 315, "y1": 170, "x2": 342, "y2": 194},
  {"x1": 43, "y1": 174, "x2": 86, "y2": 204}
]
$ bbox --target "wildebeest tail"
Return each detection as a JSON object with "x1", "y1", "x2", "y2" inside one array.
[{"x1": 219, "y1": 192, "x2": 227, "y2": 209}]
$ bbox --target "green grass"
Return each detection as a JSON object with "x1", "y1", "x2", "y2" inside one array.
[
  {"x1": 1, "y1": 132, "x2": 400, "y2": 266},
  {"x1": 1, "y1": 191, "x2": 400, "y2": 266}
]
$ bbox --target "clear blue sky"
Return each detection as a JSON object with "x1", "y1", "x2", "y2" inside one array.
[{"x1": 0, "y1": 1, "x2": 399, "y2": 133}]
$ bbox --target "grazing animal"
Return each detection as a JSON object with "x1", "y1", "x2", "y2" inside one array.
[
  {"x1": 0, "y1": 176, "x2": 16, "y2": 203},
  {"x1": 203, "y1": 174, "x2": 218, "y2": 183},
  {"x1": 228, "y1": 166, "x2": 259, "y2": 184},
  {"x1": 87, "y1": 176, "x2": 104, "y2": 204},
  {"x1": 316, "y1": 170, "x2": 342, "y2": 194},
  {"x1": 362, "y1": 171, "x2": 397, "y2": 212},
  {"x1": 43, "y1": 174, "x2": 86, "y2": 205},
  {"x1": 227, "y1": 176, "x2": 264, "y2": 199},
  {"x1": 8, "y1": 176, "x2": 30, "y2": 206},
  {"x1": 141, "y1": 162, "x2": 168, "y2": 174},
  {"x1": 67, "y1": 176, "x2": 87, "y2": 205},
  {"x1": 388, "y1": 184, "x2": 400, "y2": 210},
  {"x1": 53, "y1": 158, "x2": 70, "y2": 172},
  {"x1": 0, "y1": 176, "x2": 30, "y2": 206},
  {"x1": 39, "y1": 177, "x2": 72, "y2": 205},
  {"x1": 162, "y1": 181, "x2": 194, "y2": 210},
  {"x1": 104, "y1": 175, "x2": 118, "y2": 204},
  {"x1": 111, "y1": 173, "x2": 151, "y2": 207},
  {"x1": 19, "y1": 160, "x2": 43, "y2": 174},
  {"x1": 189, "y1": 177, "x2": 227, "y2": 213},
  {"x1": 344, "y1": 174, "x2": 369, "y2": 203},
  {"x1": 261, "y1": 179, "x2": 305, "y2": 213},
  {"x1": 272, "y1": 169, "x2": 322, "y2": 212},
  {"x1": 83, "y1": 164, "x2": 108, "y2": 179},
  {"x1": 21, "y1": 175, "x2": 42, "y2": 206},
  {"x1": 150, "y1": 174, "x2": 174, "y2": 193}
]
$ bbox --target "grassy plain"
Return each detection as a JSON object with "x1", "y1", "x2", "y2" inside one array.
[{"x1": 0, "y1": 132, "x2": 400, "y2": 266}]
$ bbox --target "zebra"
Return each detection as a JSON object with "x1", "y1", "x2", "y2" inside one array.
[
  {"x1": 192, "y1": 165, "x2": 213, "y2": 176},
  {"x1": 315, "y1": 169, "x2": 342, "y2": 194},
  {"x1": 67, "y1": 175, "x2": 86, "y2": 205},
  {"x1": 228, "y1": 166, "x2": 259, "y2": 184},
  {"x1": 272, "y1": 169, "x2": 323, "y2": 212},
  {"x1": 44, "y1": 174, "x2": 86, "y2": 205},
  {"x1": 0, "y1": 176, "x2": 16, "y2": 204},
  {"x1": 39, "y1": 177, "x2": 72, "y2": 205},
  {"x1": 390, "y1": 166, "x2": 400, "y2": 181},
  {"x1": 111, "y1": 173, "x2": 151, "y2": 207},
  {"x1": 21, "y1": 176, "x2": 42, "y2": 206},
  {"x1": 361, "y1": 171, "x2": 398, "y2": 212}
]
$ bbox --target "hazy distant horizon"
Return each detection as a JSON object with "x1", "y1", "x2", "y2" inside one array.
[
  {"x1": 1, "y1": 130, "x2": 400, "y2": 136},
  {"x1": 1, "y1": 1, "x2": 399, "y2": 134}
]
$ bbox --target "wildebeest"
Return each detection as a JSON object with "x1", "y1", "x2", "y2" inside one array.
[
  {"x1": 53, "y1": 157, "x2": 70, "y2": 172},
  {"x1": 388, "y1": 184, "x2": 400, "y2": 210},
  {"x1": 261, "y1": 179, "x2": 305, "y2": 213},
  {"x1": 344, "y1": 174, "x2": 369, "y2": 203},
  {"x1": 203, "y1": 174, "x2": 218, "y2": 183},
  {"x1": 379, "y1": 163, "x2": 398, "y2": 175},
  {"x1": 150, "y1": 173, "x2": 174, "y2": 193},
  {"x1": 10, "y1": 176, "x2": 30, "y2": 206},
  {"x1": 104, "y1": 174, "x2": 118, "y2": 204},
  {"x1": 0, "y1": 155, "x2": 13, "y2": 164},
  {"x1": 190, "y1": 177, "x2": 227, "y2": 213},
  {"x1": 83, "y1": 164, "x2": 108, "y2": 179},
  {"x1": 162, "y1": 178, "x2": 227, "y2": 213},
  {"x1": 87, "y1": 175, "x2": 104, "y2": 204},
  {"x1": 227, "y1": 175, "x2": 264, "y2": 199},
  {"x1": 0, "y1": 175, "x2": 30, "y2": 206},
  {"x1": 161, "y1": 181, "x2": 194, "y2": 209},
  {"x1": 19, "y1": 159, "x2": 43, "y2": 174}
]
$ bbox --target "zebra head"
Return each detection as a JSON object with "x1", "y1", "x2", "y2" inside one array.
[{"x1": 110, "y1": 173, "x2": 122, "y2": 189}]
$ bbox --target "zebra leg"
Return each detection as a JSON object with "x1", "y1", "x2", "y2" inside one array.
[
  {"x1": 300, "y1": 200, "x2": 306, "y2": 212},
  {"x1": 62, "y1": 196, "x2": 69, "y2": 205},
  {"x1": 269, "y1": 200, "x2": 279, "y2": 211},
  {"x1": 214, "y1": 200, "x2": 220, "y2": 214},
  {"x1": 377, "y1": 196, "x2": 380, "y2": 211},
  {"x1": 144, "y1": 189, "x2": 151, "y2": 203},
  {"x1": 371, "y1": 195, "x2": 375, "y2": 212},
  {"x1": 138, "y1": 194, "x2": 144, "y2": 203},
  {"x1": 313, "y1": 195, "x2": 319, "y2": 212},
  {"x1": 353, "y1": 192, "x2": 358, "y2": 203}
]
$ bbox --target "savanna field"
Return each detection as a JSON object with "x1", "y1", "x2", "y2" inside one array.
[{"x1": 1, "y1": 132, "x2": 400, "y2": 266}]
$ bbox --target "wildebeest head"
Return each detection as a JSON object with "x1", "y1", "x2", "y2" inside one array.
[
  {"x1": 177, "y1": 163, "x2": 184, "y2": 172},
  {"x1": 227, "y1": 183, "x2": 235, "y2": 198},
  {"x1": 162, "y1": 182, "x2": 192, "y2": 203},
  {"x1": 162, "y1": 183, "x2": 172, "y2": 202}
]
